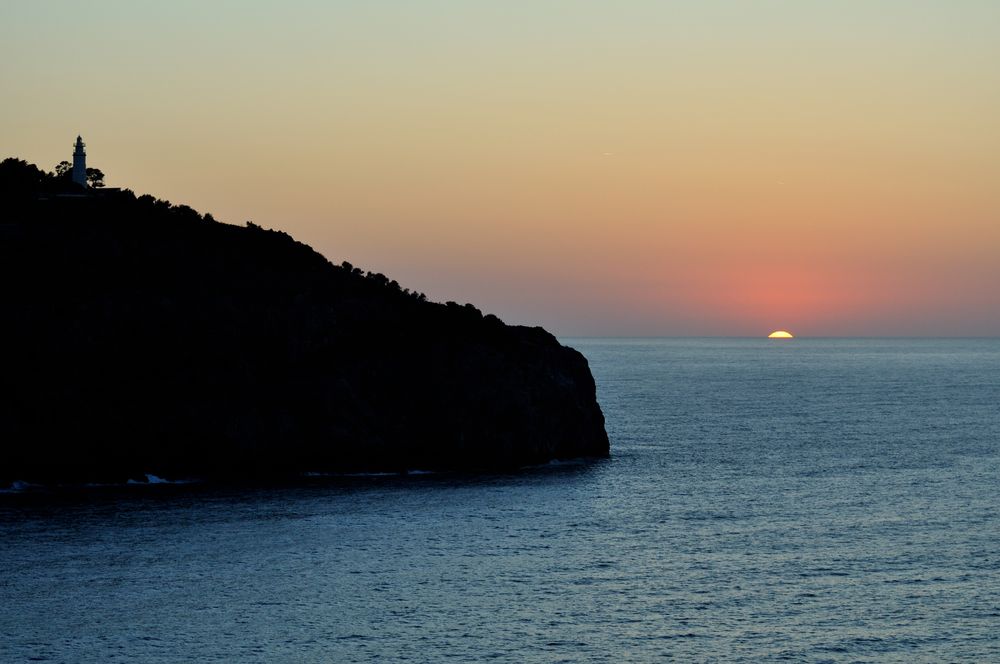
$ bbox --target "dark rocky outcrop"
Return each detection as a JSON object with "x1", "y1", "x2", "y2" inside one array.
[{"x1": 0, "y1": 158, "x2": 609, "y2": 484}]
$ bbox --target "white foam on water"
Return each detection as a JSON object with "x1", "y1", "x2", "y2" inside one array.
[
  {"x1": 1, "y1": 480, "x2": 39, "y2": 493},
  {"x1": 102, "y1": 475, "x2": 199, "y2": 487},
  {"x1": 546, "y1": 458, "x2": 588, "y2": 466},
  {"x1": 517, "y1": 457, "x2": 593, "y2": 471}
]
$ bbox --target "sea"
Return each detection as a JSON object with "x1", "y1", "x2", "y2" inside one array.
[{"x1": 1, "y1": 338, "x2": 998, "y2": 662}]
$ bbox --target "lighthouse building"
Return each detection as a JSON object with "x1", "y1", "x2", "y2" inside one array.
[{"x1": 72, "y1": 135, "x2": 87, "y2": 188}]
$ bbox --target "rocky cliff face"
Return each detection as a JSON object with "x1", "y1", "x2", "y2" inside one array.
[{"x1": 0, "y1": 160, "x2": 609, "y2": 484}]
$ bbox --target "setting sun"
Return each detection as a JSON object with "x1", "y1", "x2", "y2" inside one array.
[{"x1": 768, "y1": 330, "x2": 795, "y2": 339}]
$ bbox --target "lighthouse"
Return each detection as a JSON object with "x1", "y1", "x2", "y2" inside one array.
[{"x1": 72, "y1": 135, "x2": 87, "y2": 188}]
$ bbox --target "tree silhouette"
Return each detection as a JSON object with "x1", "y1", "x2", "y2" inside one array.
[
  {"x1": 86, "y1": 167, "x2": 105, "y2": 188},
  {"x1": 0, "y1": 158, "x2": 49, "y2": 194},
  {"x1": 53, "y1": 161, "x2": 105, "y2": 187}
]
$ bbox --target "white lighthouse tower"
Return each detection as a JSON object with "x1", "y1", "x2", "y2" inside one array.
[{"x1": 72, "y1": 135, "x2": 87, "y2": 188}]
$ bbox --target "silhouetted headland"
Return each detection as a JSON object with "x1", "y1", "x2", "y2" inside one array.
[{"x1": 0, "y1": 158, "x2": 609, "y2": 485}]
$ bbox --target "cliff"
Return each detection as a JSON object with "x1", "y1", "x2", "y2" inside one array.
[{"x1": 0, "y1": 158, "x2": 609, "y2": 484}]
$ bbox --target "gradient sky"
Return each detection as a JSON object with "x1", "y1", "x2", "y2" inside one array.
[{"x1": 2, "y1": 1, "x2": 999, "y2": 335}]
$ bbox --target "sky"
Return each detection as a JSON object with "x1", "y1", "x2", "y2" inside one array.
[{"x1": 2, "y1": 1, "x2": 999, "y2": 336}]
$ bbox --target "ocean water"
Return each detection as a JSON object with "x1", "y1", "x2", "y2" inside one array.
[{"x1": 2, "y1": 338, "x2": 999, "y2": 662}]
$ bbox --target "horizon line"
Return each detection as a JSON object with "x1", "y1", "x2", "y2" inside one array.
[{"x1": 556, "y1": 335, "x2": 1000, "y2": 340}]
